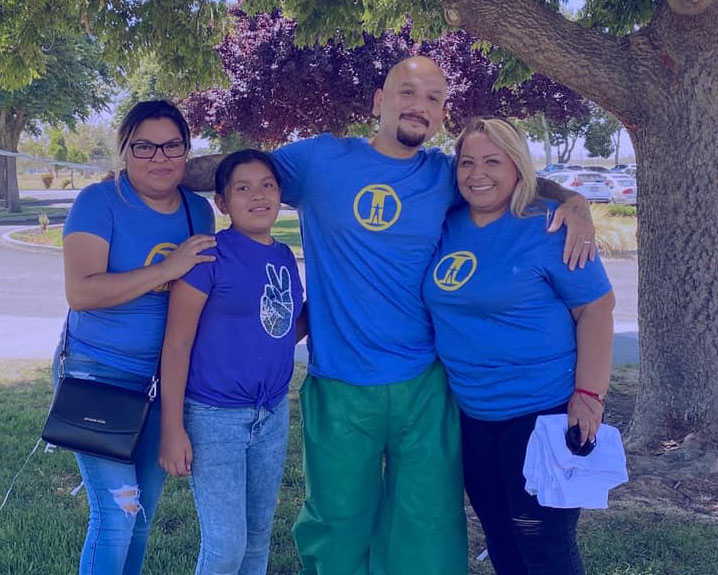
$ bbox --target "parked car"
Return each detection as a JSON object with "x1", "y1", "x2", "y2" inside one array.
[
  {"x1": 603, "y1": 174, "x2": 637, "y2": 205},
  {"x1": 585, "y1": 165, "x2": 610, "y2": 172},
  {"x1": 546, "y1": 171, "x2": 613, "y2": 203},
  {"x1": 537, "y1": 163, "x2": 568, "y2": 176},
  {"x1": 611, "y1": 163, "x2": 637, "y2": 173},
  {"x1": 565, "y1": 164, "x2": 584, "y2": 170}
]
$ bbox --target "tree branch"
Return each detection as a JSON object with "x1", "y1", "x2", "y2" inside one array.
[
  {"x1": 668, "y1": 0, "x2": 714, "y2": 15},
  {"x1": 442, "y1": 0, "x2": 637, "y2": 122}
]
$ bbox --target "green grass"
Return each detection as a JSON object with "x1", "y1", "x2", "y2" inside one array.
[
  {"x1": 17, "y1": 172, "x2": 103, "y2": 191},
  {"x1": 2, "y1": 363, "x2": 718, "y2": 574},
  {"x1": 0, "y1": 361, "x2": 306, "y2": 575},
  {"x1": 9, "y1": 226, "x2": 63, "y2": 248},
  {"x1": 269, "y1": 218, "x2": 302, "y2": 256},
  {"x1": 11, "y1": 215, "x2": 302, "y2": 257},
  {"x1": 0, "y1": 200, "x2": 69, "y2": 226}
]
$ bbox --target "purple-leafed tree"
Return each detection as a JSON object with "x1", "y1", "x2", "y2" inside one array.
[{"x1": 184, "y1": 8, "x2": 588, "y2": 147}]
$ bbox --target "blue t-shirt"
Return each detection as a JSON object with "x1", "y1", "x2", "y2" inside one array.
[
  {"x1": 423, "y1": 203, "x2": 612, "y2": 421},
  {"x1": 182, "y1": 227, "x2": 303, "y2": 408},
  {"x1": 63, "y1": 174, "x2": 215, "y2": 377},
  {"x1": 273, "y1": 134, "x2": 457, "y2": 385}
]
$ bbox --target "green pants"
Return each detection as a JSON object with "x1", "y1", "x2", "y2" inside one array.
[{"x1": 292, "y1": 362, "x2": 467, "y2": 575}]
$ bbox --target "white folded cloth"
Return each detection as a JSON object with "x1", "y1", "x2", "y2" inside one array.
[{"x1": 523, "y1": 414, "x2": 628, "y2": 509}]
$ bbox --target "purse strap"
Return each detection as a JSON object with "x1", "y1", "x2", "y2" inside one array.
[
  {"x1": 60, "y1": 188, "x2": 197, "y2": 400},
  {"x1": 180, "y1": 188, "x2": 195, "y2": 236}
]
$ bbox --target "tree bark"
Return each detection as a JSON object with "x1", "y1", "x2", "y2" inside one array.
[
  {"x1": 0, "y1": 105, "x2": 25, "y2": 213},
  {"x1": 443, "y1": 0, "x2": 718, "y2": 450},
  {"x1": 4, "y1": 155, "x2": 20, "y2": 212},
  {"x1": 557, "y1": 135, "x2": 578, "y2": 164},
  {"x1": 0, "y1": 155, "x2": 8, "y2": 207},
  {"x1": 557, "y1": 141, "x2": 569, "y2": 164}
]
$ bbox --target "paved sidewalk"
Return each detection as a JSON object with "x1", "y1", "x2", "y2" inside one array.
[{"x1": 0, "y1": 222, "x2": 637, "y2": 365}]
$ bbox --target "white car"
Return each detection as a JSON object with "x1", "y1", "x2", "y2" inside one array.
[
  {"x1": 545, "y1": 171, "x2": 613, "y2": 203},
  {"x1": 611, "y1": 164, "x2": 637, "y2": 177},
  {"x1": 603, "y1": 174, "x2": 637, "y2": 205}
]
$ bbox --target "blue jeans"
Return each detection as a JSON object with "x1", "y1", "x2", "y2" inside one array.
[
  {"x1": 52, "y1": 348, "x2": 166, "y2": 575},
  {"x1": 461, "y1": 404, "x2": 584, "y2": 575},
  {"x1": 184, "y1": 396, "x2": 290, "y2": 575}
]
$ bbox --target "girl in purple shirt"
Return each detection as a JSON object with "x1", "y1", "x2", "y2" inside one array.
[{"x1": 159, "y1": 150, "x2": 305, "y2": 575}]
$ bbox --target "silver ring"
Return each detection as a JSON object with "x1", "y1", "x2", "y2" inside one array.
[{"x1": 582, "y1": 240, "x2": 591, "y2": 244}]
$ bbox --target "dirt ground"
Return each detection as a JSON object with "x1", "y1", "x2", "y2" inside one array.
[
  {"x1": 601, "y1": 367, "x2": 718, "y2": 519},
  {"x1": 465, "y1": 366, "x2": 718, "y2": 536}
]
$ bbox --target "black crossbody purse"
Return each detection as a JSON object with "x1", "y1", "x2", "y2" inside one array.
[{"x1": 41, "y1": 190, "x2": 195, "y2": 463}]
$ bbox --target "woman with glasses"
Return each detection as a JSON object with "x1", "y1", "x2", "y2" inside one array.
[
  {"x1": 423, "y1": 117, "x2": 614, "y2": 575},
  {"x1": 54, "y1": 100, "x2": 215, "y2": 575}
]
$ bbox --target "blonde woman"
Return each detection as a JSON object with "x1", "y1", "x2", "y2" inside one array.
[{"x1": 423, "y1": 117, "x2": 615, "y2": 575}]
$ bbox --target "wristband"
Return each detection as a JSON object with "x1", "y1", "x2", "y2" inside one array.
[{"x1": 574, "y1": 388, "x2": 605, "y2": 405}]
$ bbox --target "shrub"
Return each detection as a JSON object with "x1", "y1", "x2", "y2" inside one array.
[
  {"x1": 40, "y1": 173, "x2": 54, "y2": 188},
  {"x1": 608, "y1": 205, "x2": 637, "y2": 217},
  {"x1": 591, "y1": 204, "x2": 637, "y2": 256},
  {"x1": 38, "y1": 211, "x2": 50, "y2": 232}
]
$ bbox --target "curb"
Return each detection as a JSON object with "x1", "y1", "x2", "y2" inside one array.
[
  {"x1": 0, "y1": 224, "x2": 63, "y2": 252},
  {"x1": 0, "y1": 224, "x2": 306, "y2": 262}
]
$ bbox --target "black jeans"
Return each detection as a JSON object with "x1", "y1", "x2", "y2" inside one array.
[{"x1": 461, "y1": 404, "x2": 584, "y2": 575}]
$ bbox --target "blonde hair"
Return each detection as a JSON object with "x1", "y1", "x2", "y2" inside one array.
[{"x1": 454, "y1": 117, "x2": 538, "y2": 217}]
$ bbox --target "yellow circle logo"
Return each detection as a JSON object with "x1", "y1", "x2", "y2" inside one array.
[
  {"x1": 144, "y1": 242, "x2": 178, "y2": 292},
  {"x1": 433, "y1": 251, "x2": 477, "y2": 291},
  {"x1": 353, "y1": 184, "x2": 402, "y2": 231}
]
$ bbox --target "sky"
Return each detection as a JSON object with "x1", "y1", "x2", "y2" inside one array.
[{"x1": 565, "y1": 0, "x2": 585, "y2": 11}]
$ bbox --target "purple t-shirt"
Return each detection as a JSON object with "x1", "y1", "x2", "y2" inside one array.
[{"x1": 182, "y1": 227, "x2": 303, "y2": 408}]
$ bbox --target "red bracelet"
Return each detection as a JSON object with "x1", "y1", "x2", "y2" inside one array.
[{"x1": 574, "y1": 388, "x2": 605, "y2": 405}]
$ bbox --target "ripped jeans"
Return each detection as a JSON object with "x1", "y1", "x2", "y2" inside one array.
[
  {"x1": 460, "y1": 404, "x2": 584, "y2": 575},
  {"x1": 52, "y1": 348, "x2": 166, "y2": 575}
]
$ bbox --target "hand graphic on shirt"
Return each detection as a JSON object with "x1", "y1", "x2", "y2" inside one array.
[{"x1": 260, "y1": 263, "x2": 294, "y2": 339}]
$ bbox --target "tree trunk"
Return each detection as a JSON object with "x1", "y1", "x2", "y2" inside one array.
[
  {"x1": 0, "y1": 155, "x2": 7, "y2": 207},
  {"x1": 4, "y1": 155, "x2": 20, "y2": 212},
  {"x1": 540, "y1": 114, "x2": 552, "y2": 166},
  {"x1": 628, "y1": 61, "x2": 718, "y2": 450},
  {"x1": 613, "y1": 128, "x2": 621, "y2": 166},
  {"x1": 443, "y1": 0, "x2": 718, "y2": 451},
  {"x1": 557, "y1": 136, "x2": 577, "y2": 164},
  {"x1": 0, "y1": 105, "x2": 25, "y2": 213},
  {"x1": 557, "y1": 140, "x2": 568, "y2": 163}
]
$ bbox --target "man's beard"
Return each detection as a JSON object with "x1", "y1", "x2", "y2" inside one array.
[{"x1": 396, "y1": 126, "x2": 427, "y2": 148}]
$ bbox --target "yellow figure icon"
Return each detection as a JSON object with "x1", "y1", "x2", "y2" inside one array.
[
  {"x1": 433, "y1": 251, "x2": 477, "y2": 292},
  {"x1": 353, "y1": 184, "x2": 402, "y2": 231},
  {"x1": 144, "y1": 242, "x2": 178, "y2": 292}
]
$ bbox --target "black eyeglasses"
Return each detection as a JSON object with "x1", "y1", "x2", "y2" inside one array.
[{"x1": 129, "y1": 140, "x2": 188, "y2": 159}]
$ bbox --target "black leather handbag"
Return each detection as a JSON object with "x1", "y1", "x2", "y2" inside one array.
[
  {"x1": 41, "y1": 189, "x2": 195, "y2": 463},
  {"x1": 41, "y1": 368, "x2": 157, "y2": 463}
]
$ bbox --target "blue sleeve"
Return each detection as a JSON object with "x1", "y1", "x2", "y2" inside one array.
[
  {"x1": 185, "y1": 191, "x2": 215, "y2": 235},
  {"x1": 287, "y1": 245, "x2": 304, "y2": 298},
  {"x1": 271, "y1": 137, "x2": 318, "y2": 208},
  {"x1": 181, "y1": 247, "x2": 217, "y2": 295},
  {"x1": 541, "y1": 228, "x2": 612, "y2": 309},
  {"x1": 63, "y1": 183, "x2": 113, "y2": 242},
  {"x1": 444, "y1": 153, "x2": 464, "y2": 210}
]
